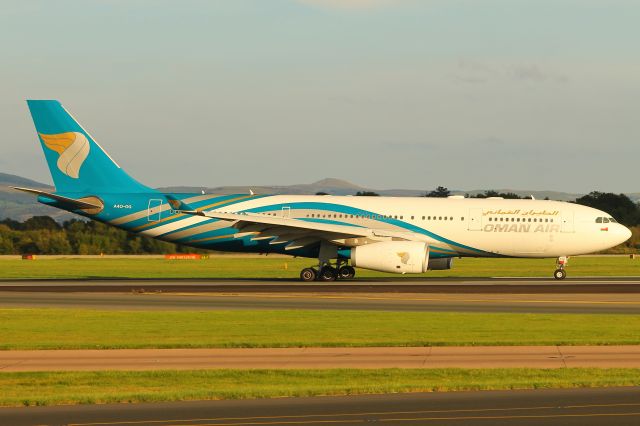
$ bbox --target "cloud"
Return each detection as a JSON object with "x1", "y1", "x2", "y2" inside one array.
[
  {"x1": 450, "y1": 60, "x2": 569, "y2": 85},
  {"x1": 510, "y1": 64, "x2": 569, "y2": 84}
]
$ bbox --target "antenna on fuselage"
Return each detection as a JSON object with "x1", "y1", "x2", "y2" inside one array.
[{"x1": 529, "y1": 195, "x2": 535, "y2": 200}]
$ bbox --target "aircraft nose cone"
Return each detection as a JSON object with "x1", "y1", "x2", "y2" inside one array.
[{"x1": 622, "y1": 225, "x2": 632, "y2": 242}]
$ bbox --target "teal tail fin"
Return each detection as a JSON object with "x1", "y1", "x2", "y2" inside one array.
[{"x1": 27, "y1": 100, "x2": 151, "y2": 194}]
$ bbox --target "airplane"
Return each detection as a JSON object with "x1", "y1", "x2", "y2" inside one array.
[{"x1": 15, "y1": 100, "x2": 632, "y2": 281}]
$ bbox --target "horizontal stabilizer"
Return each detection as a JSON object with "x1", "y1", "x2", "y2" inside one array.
[{"x1": 12, "y1": 187, "x2": 103, "y2": 210}]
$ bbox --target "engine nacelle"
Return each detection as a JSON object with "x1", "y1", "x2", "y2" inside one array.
[
  {"x1": 427, "y1": 257, "x2": 453, "y2": 270},
  {"x1": 351, "y1": 241, "x2": 429, "y2": 274}
]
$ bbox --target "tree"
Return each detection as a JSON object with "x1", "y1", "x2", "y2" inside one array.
[
  {"x1": 22, "y1": 216, "x2": 61, "y2": 231},
  {"x1": 315, "y1": 192, "x2": 329, "y2": 195},
  {"x1": 575, "y1": 192, "x2": 640, "y2": 226},
  {"x1": 472, "y1": 190, "x2": 522, "y2": 199},
  {"x1": 425, "y1": 186, "x2": 450, "y2": 198},
  {"x1": 355, "y1": 191, "x2": 379, "y2": 196}
]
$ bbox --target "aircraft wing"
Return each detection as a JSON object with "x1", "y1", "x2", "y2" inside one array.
[{"x1": 180, "y1": 209, "x2": 418, "y2": 250}]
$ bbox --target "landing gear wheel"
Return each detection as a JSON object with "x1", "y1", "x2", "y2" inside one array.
[
  {"x1": 318, "y1": 266, "x2": 338, "y2": 282},
  {"x1": 300, "y1": 268, "x2": 317, "y2": 282},
  {"x1": 553, "y1": 269, "x2": 566, "y2": 280},
  {"x1": 338, "y1": 265, "x2": 356, "y2": 279}
]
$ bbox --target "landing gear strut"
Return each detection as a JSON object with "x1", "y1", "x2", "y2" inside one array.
[{"x1": 553, "y1": 256, "x2": 568, "y2": 280}]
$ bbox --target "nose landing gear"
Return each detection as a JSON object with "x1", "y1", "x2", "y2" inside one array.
[{"x1": 553, "y1": 256, "x2": 569, "y2": 280}]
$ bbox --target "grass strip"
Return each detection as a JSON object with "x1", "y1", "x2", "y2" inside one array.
[
  {"x1": 2, "y1": 368, "x2": 640, "y2": 407},
  {"x1": 2, "y1": 309, "x2": 640, "y2": 349},
  {"x1": 0, "y1": 256, "x2": 638, "y2": 279}
]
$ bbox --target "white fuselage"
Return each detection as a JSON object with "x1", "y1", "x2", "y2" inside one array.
[{"x1": 201, "y1": 194, "x2": 631, "y2": 258}]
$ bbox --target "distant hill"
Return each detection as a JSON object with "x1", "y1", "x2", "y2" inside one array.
[
  {"x1": 1, "y1": 171, "x2": 638, "y2": 221},
  {"x1": 0, "y1": 172, "x2": 77, "y2": 222},
  {"x1": 159, "y1": 177, "x2": 367, "y2": 196},
  {"x1": 0, "y1": 172, "x2": 51, "y2": 189}
]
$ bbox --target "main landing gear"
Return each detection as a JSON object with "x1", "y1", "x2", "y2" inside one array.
[
  {"x1": 299, "y1": 262, "x2": 356, "y2": 282},
  {"x1": 553, "y1": 256, "x2": 569, "y2": 280},
  {"x1": 299, "y1": 242, "x2": 356, "y2": 282}
]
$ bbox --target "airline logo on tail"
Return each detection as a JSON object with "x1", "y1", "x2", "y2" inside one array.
[{"x1": 39, "y1": 132, "x2": 90, "y2": 179}]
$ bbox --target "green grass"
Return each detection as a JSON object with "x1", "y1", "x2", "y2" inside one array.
[
  {"x1": 0, "y1": 256, "x2": 638, "y2": 280},
  {"x1": 2, "y1": 309, "x2": 640, "y2": 349},
  {"x1": 2, "y1": 368, "x2": 640, "y2": 406}
]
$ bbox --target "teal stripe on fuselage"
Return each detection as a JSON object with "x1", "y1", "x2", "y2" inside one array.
[
  {"x1": 61, "y1": 193, "x2": 490, "y2": 258},
  {"x1": 235, "y1": 201, "x2": 489, "y2": 256}
]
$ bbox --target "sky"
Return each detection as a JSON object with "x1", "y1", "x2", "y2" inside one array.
[{"x1": 1, "y1": 0, "x2": 638, "y2": 193}]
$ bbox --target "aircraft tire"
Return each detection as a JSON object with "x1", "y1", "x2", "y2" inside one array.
[
  {"x1": 553, "y1": 269, "x2": 566, "y2": 280},
  {"x1": 318, "y1": 266, "x2": 337, "y2": 282},
  {"x1": 300, "y1": 268, "x2": 317, "y2": 282},
  {"x1": 338, "y1": 265, "x2": 356, "y2": 279}
]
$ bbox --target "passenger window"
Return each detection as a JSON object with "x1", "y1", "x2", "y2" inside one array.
[
  {"x1": 422, "y1": 216, "x2": 425, "y2": 220},
  {"x1": 450, "y1": 217, "x2": 453, "y2": 221},
  {"x1": 444, "y1": 217, "x2": 447, "y2": 221},
  {"x1": 438, "y1": 216, "x2": 442, "y2": 220},
  {"x1": 400, "y1": 216, "x2": 403, "y2": 219}
]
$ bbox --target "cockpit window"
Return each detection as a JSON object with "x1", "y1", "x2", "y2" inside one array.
[
  {"x1": 596, "y1": 217, "x2": 603, "y2": 223},
  {"x1": 603, "y1": 218, "x2": 610, "y2": 223},
  {"x1": 609, "y1": 217, "x2": 617, "y2": 223}
]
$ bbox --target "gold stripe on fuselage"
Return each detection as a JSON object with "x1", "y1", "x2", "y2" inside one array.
[
  {"x1": 109, "y1": 193, "x2": 221, "y2": 226},
  {"x1": 131, "y1": 195, "x2": 255, "y2": 232}
]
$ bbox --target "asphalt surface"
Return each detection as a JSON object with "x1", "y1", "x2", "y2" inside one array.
[
  {"x1": 2, "y1": 387, "x2": 640, "y2": 426},
  {"x1": 3, "y1": 277, "x2": 640, "y2": 293},
  {"x1": 3, "y1": 346, "x2": 640, "y2": 371},
  {"x1": 2, "y1": 278, "x2": 640, "y2": 313}
]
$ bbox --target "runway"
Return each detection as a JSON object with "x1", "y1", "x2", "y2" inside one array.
[
  {"x1": 3, "y1": 277, "x2": 640, "y2": 293},
  {"x1": 2, "y1": 278, "x2": 640, "y2": 313},
  {"x1": 2, "y1": 346, "x2": 640, "y2": 371},
  {"x1": 2, "y1": 387, "x2": 640, "y2": 426}
]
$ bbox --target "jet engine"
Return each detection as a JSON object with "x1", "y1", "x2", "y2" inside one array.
[
  {"x1": 427, "y1": 257, "x2": 453, "y2": 270},
  {"x1": 351, "y1": 241, "x2": 429, "y2": 274}
]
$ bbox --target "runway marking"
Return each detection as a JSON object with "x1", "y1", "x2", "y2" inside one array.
[
  {"x1": 379, "y1": 412, "x2": 640, "y2": 423},
  {"x1": 163, "y1": 292, "x2": 640, "y2": 306},
  {"x1": 153, "y1": 412, "x2": 640, "y2": 425},
  {"x1": 68, "y1": 402, "x2": 640, "y2": 425}
]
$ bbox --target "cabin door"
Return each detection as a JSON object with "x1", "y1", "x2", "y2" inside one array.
[
  {"x1": 148, "y1": 199, "x2": 163, "y2": 222},
  {"x1": 561, "y1": 212, "x2": 574, "y2": 233},
  {"x1": 468, "y1": 208, "x2": 482, "y2": 231}
]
